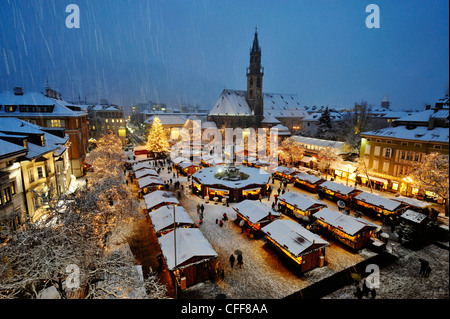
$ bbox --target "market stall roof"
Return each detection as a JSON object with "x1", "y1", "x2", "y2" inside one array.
[
  {"x1": 401, "y1": 209, "x2": 428, "y2": 225},
  {"x1": 293, "y1": 172, "x2": 324, "y2": 184},
  {"x1": 354, "y1": 192, "x2": 404, "y2": 212},
  {"x1": 319, "y1": 180, "x2": 360, "y2": 196},
  {"x1": 313, "y1": 208, "x2": 379, "y2": 236},
  {"x1": 137, "y1": 175, "x2": 164, "y2": 189},
  {"x1": 233, "y1": 200, "x2": 280, "y2": 224},
  {"x1": 331, "y1": 161, "x2": 358, "y2": 172},
  {"x1": 143, "y1": 191, "x2": 179, "y2": 210},
  {"x1": 278, "y1": 192, "x2": 327, "y2": 211},
  {"x1": 178, "y1": 161, "x2": 200, "y2": 169},
  {"x1": 158, "y1": 228, "x2": 218, "y2": 270},
  {"x1": 262, "y1": 219, "x2": 329, "y2": 257},
  {"x1": 192, "y1": 165, "x2": 270, "y2": 189},
  {"x1": 132, "y1": 161, "x2": 152, "y2": 172},
  {"x1": 275, "y1": 166, "x2": 298, "y2": 175},
  {"x1": 392, "y1": 197, "x2": 431, "y2": 209},
  {"x1": 300, "y1": 156, "x2": 313, "y2": 163},
  {"x1": 135, "y1": 168, "x2": 159, "y2": 179},
  {"x1": 149, "y1": 205, "x2": 195, "y2": 233}
]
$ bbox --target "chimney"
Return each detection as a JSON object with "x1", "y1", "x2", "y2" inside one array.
[{"x1": 13, "y1": 87, "x2": 24, "y2": 95}]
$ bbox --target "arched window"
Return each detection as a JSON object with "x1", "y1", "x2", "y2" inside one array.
[
  {"x1": 249, "y1": 90, "x2": 253, "y2": 98},
  {"x1": 249, "y1": 78, "x2": 253, "y2": 87},
  {"x1": 257, "y1": 77, "x2": 261, "y2": 88}
]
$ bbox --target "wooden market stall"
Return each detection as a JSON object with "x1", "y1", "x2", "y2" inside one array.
[
  {"x1": 318, "y1": 180, "x2": 362, "y2": 205},
  {"x1": 354, "y1": 191, "x2": 406, "y2": 220},
  {"x1": 262, "y1": 219, "x2": 329, "y2": 274},
  {"x1": 143, "y1": 190, "x2": 179, "y2": 212},
  {"x1": 274, "y1": 166, "x2": 299, "y2": 183},
  {"x1": 178, "y1": 161, "x2": 201, "y2": 176},
  {"x1": 233, "y1": 200, "x2": 280, "y2": 236},
  {"x1": 399, "y1": 209, "x2": 429, "y2": 243},
  {"x1": 277, "y1": 191, "x2": 327, "y2": 222},
  {"x1": 391, "y1": 196, "x2": 432, "y2": 215},
  {"x1": 134, "y1": 168, "x2": 159, "y2": 180},
  {"x1": 293, "y1": 172, "x2": 325, "y2": 193},
  {"x1": 149, "y1": 205, "x2": 196, "y2": 237},
  {"x1": 137, "y1": 175, "x2": 164, "y2": 194},
  {"x1": 132, "y1": 161, "x2": 153, "y2": 172},
  {"x1": 191, "y1": 165, "x2": 270, "y2": 202},
  {"x1": 158, "y1": 228, "x2": 218, "y2": 289},
  {"x1": 313, "y1": 208, "x2": 380, "y2": 250}
]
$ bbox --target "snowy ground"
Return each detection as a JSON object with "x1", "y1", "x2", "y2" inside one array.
[
  {"x1": 154, "y1": 165, "x2": 380, "y2": 299},
  {"x1": 323, "y1": 243, "x2": 449, "y2": 299},
  {"x1": 73, "y1": 158, "x2": 449, "y2": 299}
]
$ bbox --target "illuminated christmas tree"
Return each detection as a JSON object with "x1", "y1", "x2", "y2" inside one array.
[{"x1": 146, "y1": 116, "x2": 169, "y2": 157}]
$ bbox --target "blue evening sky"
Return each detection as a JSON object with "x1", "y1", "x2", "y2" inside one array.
[{"x1": 0, "y1": 0, "x2": 448, "y2": 110}]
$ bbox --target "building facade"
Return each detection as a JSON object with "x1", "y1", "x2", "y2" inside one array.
[
  {"x1": 0, "y1": 86, "x2": 89, "y2": 177},
  {"x1": 360, "y1": 97, "x2": 449, "y2": 198},
  {"x1": 88, "y1": 103, "x2": 127, "y2": 145}
]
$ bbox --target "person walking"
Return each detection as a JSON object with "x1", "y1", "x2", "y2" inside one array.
[
  {"x1": 200, "y1": 204, "x2": 205, "y2": 214},
  {"x1": 229, "y1": 254, "x2": 235, "y2": 268},
  {"x1": 237, "y1": 253, "x2": 243, "y2": 268}
]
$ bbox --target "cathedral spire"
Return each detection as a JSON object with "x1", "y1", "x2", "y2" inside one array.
[{"x1": 251, "y1": 26, "x2": 261, "y2": 53}]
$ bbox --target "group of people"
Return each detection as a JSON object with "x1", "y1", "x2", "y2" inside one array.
[{"x1": 229, "y1": 253, "x2": 243, "y2": 269}]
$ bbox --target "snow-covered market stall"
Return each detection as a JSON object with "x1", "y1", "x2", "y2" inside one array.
[
  {"x1": 399, "y1": 209, "x2": 429, "y2": 243},
  {"x1": 313, "y1": 208, "x2": 380, "y2": 250},
  {"x1": 273, "y1": 166, "x2": 299, "y2": 182},
  {"x1": 149, "y1": 205, "x2": 196, "y2": 237},
  {"x1": 318, "y1": 180, "x2": 362, "y2": 205},
  {"x1": 144, "y1": 190, "x2": 179, "y2": 212},
  {"x1": 233, "y1": 200, "x2": 280, "y2": 237},
  {"x1": 134, "y1": 168, "x2": 159, "y2": 180},
  {"x1": 354, "y1": 191, "x2": 406, "y2": 221},
  {"x1": 262, "y1": 219, "x2": 329, "y2": 274},
  {"x1": 277, "y1": 191, "x2": 327, "y2": 223},
  {"x1": 158, "y1": 228, "x2": 218, "y2": 289},
  {"x1": 191, "y1": 164, "x2": 270, "y2": 202},
  {"x1": 137, "y1": 175, "x2": 164, "y2": 194},
  {"x1": 293, "y1": 172, "x2": 325, "y2": 193}
]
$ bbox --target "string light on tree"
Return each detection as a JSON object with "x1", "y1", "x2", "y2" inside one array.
[{"x1": 146, "y1": 116, "x2": 169, "y2": 157}]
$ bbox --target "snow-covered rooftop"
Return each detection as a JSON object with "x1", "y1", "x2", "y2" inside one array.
[
  {"x1": 144, "y1": 114, "x2": 187, "y2": 126},
  {"x1": 137, "y1": 175, "x2": 164, "y2": 189},
  {"x1": 143, "y1": 191, "x2": 179, "y2": 210},
  {"x1": 134, "y1": 168, "x2": 159, "y2": 179},
  {"x1": 361, "y1": 126, "x2": 449, "y2": 143},
  {"x1": 354, "y1": 191, "x2": 404, "y2": 212},
  {"x1": 158, "y1": 228, "x2": 218, "y2": 270},
  {"x1": 401, "y1": 209, "x2": 428, "y2": 224},
  {"x1": 391, "y1": 196, "x2": 431, "y2": 209},
  {"x1": 319, "y1": 180, "x2": 359, "y2": 196},
  {"x1": 0, "y1": 138, "x2": 27, "y2": 159},
  {"x1": 0, "y1": 90, "x2": 86, "y2": 118},
  {"x1": 314, "y1": 208, "x2": 379, "y2": 236},
  {"x1": 0, "y1": 117, "x2": 69, "y2": 159},
  {"x1": 292, "y1": 136, "x2": 346, "y2": 150},
  {"x1": 149, "y1": 205, "x2": 195, "y2": 234},
  {"x1": 132, "y1": 161, "x2": 152, "y2": 172},
  {"x1": 293, "y1": 172, "x2": 323, "y2": 184},
  {"x1": 262, "y1": 219, "x2": 329, "y2": 257},
  {"x1": 278, "y1": 191, "x2": 327, "y2": 211},
  {"x1": 192, "y1": 165, "x2": 270, "y2": 189},
  {"x1": 233, "y1": 199, "x2": 280, "y2": 224},
  {"x1": 208, "y1": 89, "x2": 308, "y2": 119}
]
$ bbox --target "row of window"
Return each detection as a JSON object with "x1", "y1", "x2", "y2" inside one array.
[{"x1": 366, "y1": 138, "x2": 443, "y2": 149}]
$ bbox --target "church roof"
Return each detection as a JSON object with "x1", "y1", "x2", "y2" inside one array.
[{"x1": 208, "y1": 89, "x2": 307, "y2": 119}]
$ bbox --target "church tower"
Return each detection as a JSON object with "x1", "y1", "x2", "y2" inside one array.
[{"x1": 246, "y1": 27, "x2": 264, "y2": 123}]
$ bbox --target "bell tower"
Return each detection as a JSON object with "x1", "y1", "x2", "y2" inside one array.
[{"x1": 246, "y1": 27, "x2": 264, "y2": 122}]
